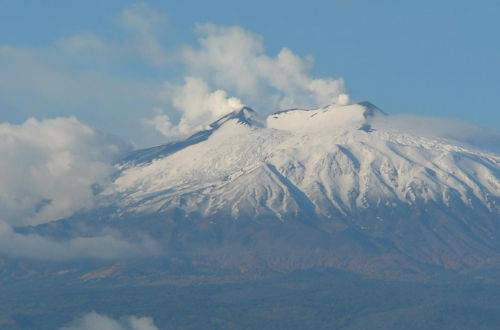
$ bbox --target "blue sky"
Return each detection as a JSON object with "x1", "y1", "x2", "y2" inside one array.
[{"x1": 0, "y1": 0, "x2": 498, "y2": 146}]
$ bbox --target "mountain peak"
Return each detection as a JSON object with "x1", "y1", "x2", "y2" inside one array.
[
  {"x1": 118, "y1": 107, "x2": 261, "y2": 167},
  {"x1": 121, "y1": 101, "x2": 386, "y2": 166},
  {"x1": 355, "y1": 101, "x2": 387, "y2": 118},
  {"x1": 210, "y1": 106, "x2": 263, "y2": 129}
]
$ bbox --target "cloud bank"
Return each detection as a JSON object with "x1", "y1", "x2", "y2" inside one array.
[
  {"x1": 0, "y1": 221, "x2": 161, "y2": 260},
  {"x1": 0, "y1": 117, "x2": 130, "y2": 226},
  {"x1": 61, "y1": 312, "x2": 158, "y2": 330},
  {"x1": 0, "y1": 114, "x2": 164, "y2": 262}
]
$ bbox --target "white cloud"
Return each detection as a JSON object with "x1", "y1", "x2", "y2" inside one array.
[
  {"x1": 0, "y1": 117, "x2": 130, "y2": 226},
  {"x1": 181, "y1": 24, "x2": 264, "y2": 97},
  {"x1": 170, "y1": 77, "x2": 244, "y2": 120},
  {"x1": 143, "y1": 107, "x2": 175, "y2": 137},
  {"x1": 60, "y1": 312, "x2": 158, "y2": 330},
  {"x1": 144, "y1": 77, "x2": 244, "y2": 137},
  {"x1": 142, "y1": 23, "x2": 348, "y2": 139},
  {"x1": 0, "y1": 220, "x2": 162, "y2": 260},
  {"x1": 181, "y1": 23, "x2": 349, "y2": 110}
]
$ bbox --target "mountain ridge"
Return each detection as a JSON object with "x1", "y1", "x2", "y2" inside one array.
[{"x1": 105, "y1": 102, "x2": 498, "y2": 219}]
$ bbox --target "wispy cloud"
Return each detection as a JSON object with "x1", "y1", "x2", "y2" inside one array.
[
  {"x1": 0, "y1": 3, "x2": 168, "y2": 147},
  {"x1": 0, "y1": 3, "x2": 350, "y2": 142},
  {"x1": 0, "y1": 221, "x2": 162, "y2": 260},
  {"x1": 373, "y1": 114, "x2": 500, "y2": 153},
  {"x1": 60, "y1": 312, "x2": 158, "y2": 330},
  {"x1": 117, "y1": 2, "x2": 169, "y2": 66}
]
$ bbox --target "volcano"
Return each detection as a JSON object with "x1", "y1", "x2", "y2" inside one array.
[{"x1": 18, "y1": 102, "x2": 500, "y2": 278}]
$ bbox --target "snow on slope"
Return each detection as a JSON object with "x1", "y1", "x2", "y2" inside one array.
[{"x1": 100, "y1": 102, "x2": 500, "y2": 220}]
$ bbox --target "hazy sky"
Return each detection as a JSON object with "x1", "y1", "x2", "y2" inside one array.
[{"x1": 0, "y1": 0, "x2": 498, "y2": 147}]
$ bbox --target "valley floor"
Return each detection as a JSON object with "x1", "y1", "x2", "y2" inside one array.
[{"x1": 2, "y1": 269, "x2": 500, "y2": 329}]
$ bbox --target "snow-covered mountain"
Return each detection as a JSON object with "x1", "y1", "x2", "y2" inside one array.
[
  {"x1": 28, "y1": 102, "x2": 500, "y2": 277},
  {"x1": 101, "y1": 102, "x2": 499, "y2": 222}
]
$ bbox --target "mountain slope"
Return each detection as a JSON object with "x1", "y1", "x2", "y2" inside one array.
[
  {"x1": 26, "y1": 102, "x2": 500, "y2": 277},
  {"x1": 103, "y1": 102, "x2": 498, "y2": 220}
]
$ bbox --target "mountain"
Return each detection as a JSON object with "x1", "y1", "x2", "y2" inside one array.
[
  {"x1": 105, "y1": 102, "x2": 498, "y2": 219},
  {"x1": 21, "y1": 102, "x2": 500, "y2": 278}
]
